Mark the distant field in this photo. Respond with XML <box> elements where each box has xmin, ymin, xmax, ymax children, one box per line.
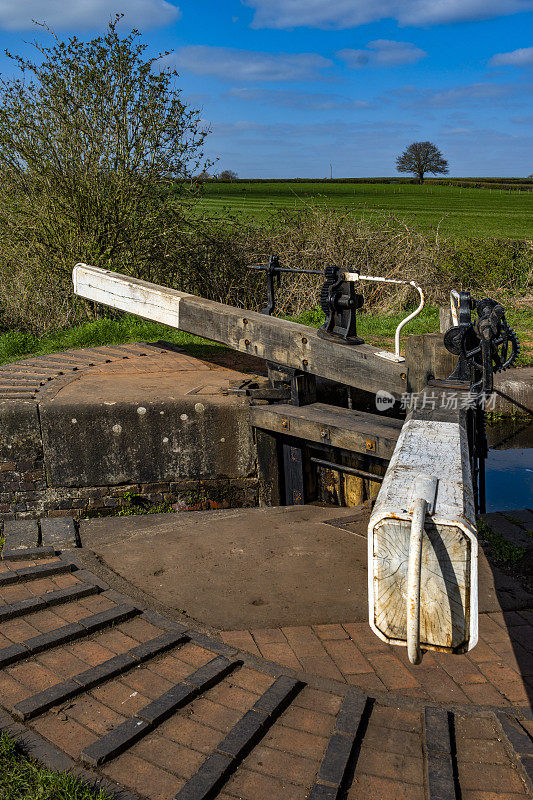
<box><xmin>199</xmin><ymin>182</ymin><xmax>533</xmax><ymax>239</ymax></box>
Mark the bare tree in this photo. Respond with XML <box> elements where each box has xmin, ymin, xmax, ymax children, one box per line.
<box><xmin>396</xmin><ymin>142</ymin><xmax>449</xmax><ymax>184</ymax></box>
<box><xmin>218</xmin><ymin>170</ymin><xmax>238</xmax><ymax>181</ymax></box>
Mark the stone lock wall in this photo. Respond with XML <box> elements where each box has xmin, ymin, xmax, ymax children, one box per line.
<box><xmin>0</xmin><ymin>354</ymin><xmax>259</xmax><ymax>520</ymax></box>
<box><xmin>0</xmin><ymin>397</ymin><xmax>258</xmax><ymax>520</ymax></box>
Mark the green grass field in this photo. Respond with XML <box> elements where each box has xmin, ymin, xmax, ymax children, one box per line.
<box><xmin>199</xmin><ymin>181</ymin><xmax>533</xmax><ymax>239</ymax></box>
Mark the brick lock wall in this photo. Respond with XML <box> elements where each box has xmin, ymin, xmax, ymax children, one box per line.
<box><xmin>0</xmin><ymin>462</ymin><xmax>258</xmax><ymax>520</ymax></box>
<box><xmin>0</xmin><ymin>458</ymin><xmax>47</xmax><ymax>516</ymax></box>
<box><xmin>0</xmin><ymin>446</ymin><xmax>258</xmax><ymax>521</ymax></box>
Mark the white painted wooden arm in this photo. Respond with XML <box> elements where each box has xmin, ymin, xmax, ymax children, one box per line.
<box><xmin>368</xmin><ymin>412</ymin><xmax>478</xmax><ymax>658</ymax></box>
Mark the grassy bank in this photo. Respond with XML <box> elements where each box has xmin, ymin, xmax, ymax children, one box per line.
<box><xmin>0</xmin><ymin>316</ymin><xmax>226</xmax><ymax>366</ymax></box>
<box><xmin>1</xmin><ymin>306</ymin><xmax>531</xmax><ymax>367</ymax></box>
<box><xmin>0</xmin><ymin>732</ymin><xmax>108</xmax><ymax>800</ymax></box>
<box><xmin>198</xmin><ymin>181</ymin><xmax>533</xmax><ymax>239</ymax></box>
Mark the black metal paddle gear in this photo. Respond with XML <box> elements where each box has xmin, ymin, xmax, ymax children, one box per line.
<box><xmin>317</xmin><ymin>265</ymin><xmax>365</xmax><ymax>345</ymax></box>
<box><xmin>444</xmin><ymin>293</ymin><xmax>520</xmax><ymax>394</ymax></box>
<box><xmin>248</xmin><ymin>255</ymin><xmax>323</xmax><ymax>316</ymax></box>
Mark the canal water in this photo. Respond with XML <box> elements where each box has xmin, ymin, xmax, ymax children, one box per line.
<box><xmin>485</xmin><ymin>418</ymin><xmax>533</xmax><ymax>513</ymax></box>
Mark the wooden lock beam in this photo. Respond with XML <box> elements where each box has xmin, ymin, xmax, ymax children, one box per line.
<box><xmin>367</xmin><ymin>399</ymin><xmax>478</xmax><ymax>656</ymax></box>
<box><xmin>73</xmin><ymin>264</ymin><xmax>407</xmax><ymax>397</ymax></box>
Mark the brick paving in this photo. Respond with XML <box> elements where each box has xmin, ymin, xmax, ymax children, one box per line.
<box><xmin>0</xmin><ymin>551</ymin><xmax>531</xmax><ymax>800</ymax></box>
<box><xmin>221</xmin><ymin>610</ymin><xmax>533</xmax><ymax>709</ymax></box>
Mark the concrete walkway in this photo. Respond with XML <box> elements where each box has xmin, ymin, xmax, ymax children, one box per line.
<box><xmin>80</xmin><ymin>506</ymin><xmax>371</xmax><ymax>628</ymax></box>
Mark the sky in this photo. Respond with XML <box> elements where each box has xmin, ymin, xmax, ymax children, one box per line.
<box><xmin>0</xmin><ymin>0</ymin><xmax>531</xmax><ymax>177</ymax></box>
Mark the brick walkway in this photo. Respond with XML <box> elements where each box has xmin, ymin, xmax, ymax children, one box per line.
<box><xmin>221</xmin><ymin>611</ymin><xmax>533</xmax><ymax>710</ymax></box>
<box><xmin>0</xmin><ymin>544</ymin><xmax>532</xmax><ymax>800</ymax></box>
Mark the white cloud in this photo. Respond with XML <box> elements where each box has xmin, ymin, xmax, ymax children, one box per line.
<box><xmin>427</xmin><ymin>82</ymin><xmax>517</xmax><ymax>106</ymax></box>
<box><xmin>441</xmin><ymin>126</ymin><xmax>473</xmax><ymax>134</ymax></box>
<box><xmin>0</xmin><ymin>0</ymin><xmax>180</xmax><ymax>30</ymax></box>
<box><xmin>228</xmin><ymin>87</ymin><xmax>369</xmax><ymax>109</ymax></box>
<box><xmin>392</xmin><ymin>81</ymin><xmax>528</xmax><ymax>108</ymax></box>
<box><xmin>489</xmin><ymin>47</ymin><xmax>533</xmax><ymax>66</ymax></box>
<box><xmin>171</xmin><ymin>46</ymin><xmax>333</xmax><ymax>82</ymax></box>
<box><xmin>338</xmin><ymin>40</ymin><xmax>427</xmax><ymax>68</ymax></box>
<box><xmin>244</xmin><ymin>0</ymin><xmax>533</xmax><ymax>29</ymax></box>
<box><xmin>210</xmin><ymin>118</ymin><xmax>417</xmax><ymax>144</ymax></box>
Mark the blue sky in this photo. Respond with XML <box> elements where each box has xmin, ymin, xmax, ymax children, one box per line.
<box><xmin>0</xmin><ymin>0</ymin><xmax>531</xmax><ymax>177</ymax></box>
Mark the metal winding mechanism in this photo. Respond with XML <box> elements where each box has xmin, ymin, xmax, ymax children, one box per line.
<box><xmin>444</xmin><ymin>291</ymin><xmax>520</xmax><ymax>394</ymax></box>
<box><xmin>247</xmin><ymin>256</ymin><xmax>322</xmax><ymax>316</ymax></box>
<box><xmin>318</xmin><ymin>265</ymin><xmax>365</xmax><ymax>345</ymax></box>
<box><xmin>249</xmin><ymin>256</ymin><xmax>426</xmax><ymax>359</ymax></box>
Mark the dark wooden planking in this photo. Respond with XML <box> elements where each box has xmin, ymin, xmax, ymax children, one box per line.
<box><xmin>255</xmin><ymin>429</ymin><xmax>282</xmax><ymax>507</ymax></box>
<box><xmin>282</xmin><ymin>440</ymin><xmax>305</xmax><ymax>505</ymax></box>
<box><xmin>73</xmin><ymin>265</ymin><xmax>406</xmax><ymax>397</ymax></box>
<box><xmin>405</xmin><ymin>334</ymin><xmax>457</xmax><ymax>393</ymax></box>
<box><xmin>251</xmin><ymin>402</ymin><xmax>402</xmax><ymax>460</ymax></box>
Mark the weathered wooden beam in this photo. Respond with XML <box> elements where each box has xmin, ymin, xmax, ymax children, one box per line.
<box><xmin>404</xmin><ymin>333</ymin><xmax>458</xmax><ymax>393</ymax></box>
<box><xmin>250</xmin><ymin>402</ymin><xmax>402</xmax><ymax>461</ymax></box>
<box><xmin>72</xmin><ymin>264</ymin><xmax>406</xmax><ymax>397</ymax></box>
<box><xmin>255</xmin><ymin>429</ymin><xmax>282</xmax><ymax>507</ymax></box>
<box><xmin>367</xmin><ymin>397</ymin><xmax>478</xmax><ymax>657</ymax></box>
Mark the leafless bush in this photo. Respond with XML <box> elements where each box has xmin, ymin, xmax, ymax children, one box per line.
<box><xmin>168</xmin><ymin>207</ymin><xmax>531</xmax><ymax>318</ymax></box>
<box><xmin>262</xmin><ymin>208</ymin><xmax>440</xmax><ymax>315</ymax></box>
<box><xmin>1</xmin><ymin>206</ymin><xmax>530</xmax><ymax>334</ymax></box>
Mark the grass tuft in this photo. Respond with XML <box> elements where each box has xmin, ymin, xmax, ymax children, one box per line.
<box><xmin>477</xmin><ymin>518</ymin><xmax>526</xmax><ymax>565</ymax></box>
<box><xmin>0</xmin><ymin>732</ymin><xmax>109</xmax><ymax>799</ymax></box>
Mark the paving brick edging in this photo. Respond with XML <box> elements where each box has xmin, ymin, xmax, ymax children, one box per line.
<box><xmin>1</xmin><ymin>668</ymin><xmax>530</xmax><ymax>800</ymax></box>
<box><xmin>0</xmin><ymin>706</ymin><xmax>141</xmax><ymax>800</ymax></box>
<box><xmin>0</xmin><ymin>550</ymin><xmax>144</xmax><ymax>800</ymax></box>
<box><xmin>60</xmin><ymin>547</ymin><xmax>533</xmax><ymax>720</ymax></box>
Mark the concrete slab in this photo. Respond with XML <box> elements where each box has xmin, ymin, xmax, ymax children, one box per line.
<box><xmin>81</xmin><ymin>506</ymin><xmax>369</xmax><ymax>629</ymax></box>
<box><xmin>40</xmin><ymin>517</ymin><xmax>79</xmax><ymax>549</ymax></box>
<box><xmin>40</xmin><ymin>352</ymin><xmax>256</xmax><ymax>406</ymax></box>
<box><xmin>2</xmin><ymin>519</ymin><xmax>39</xmax><ymax>551</ymax></box>
<box><xmin>80</xmin><ymin>506</ymin><xmax>531</xmax><ymax>630</ymax></box>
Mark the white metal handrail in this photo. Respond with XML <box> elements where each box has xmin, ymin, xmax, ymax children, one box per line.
<box><xmin>406</xmin><ymin>474</ymin><xmax>438</xmax><ymax>665</ymax></box>
<box><xmin>342</xmin><ymin>272</ymin><xmax>425</xmax><ymax>362</ymax></box>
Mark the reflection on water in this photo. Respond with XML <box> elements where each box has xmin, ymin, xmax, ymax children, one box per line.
<box><xmin>485</xmin><ymin>419</ymin><xmax>533</xmax><ymax>513</ymax></box>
